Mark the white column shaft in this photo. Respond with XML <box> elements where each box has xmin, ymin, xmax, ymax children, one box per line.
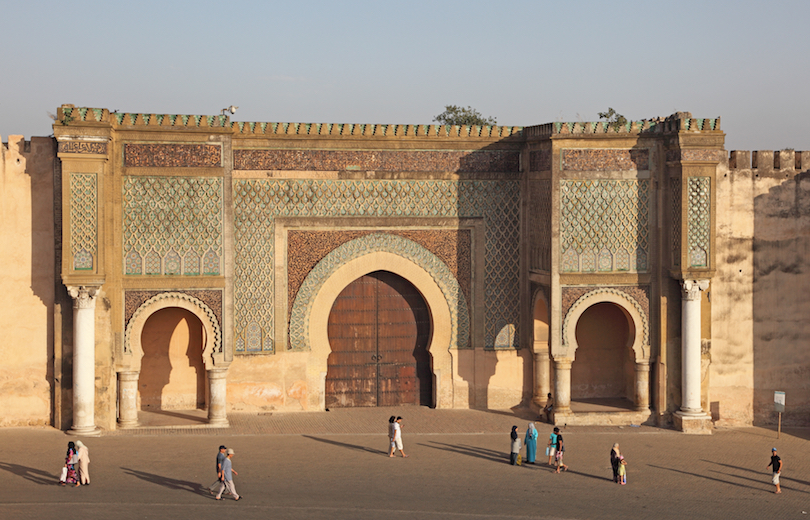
<box><xmin>681</xmin><ymin>280</ymin><xmax>707</xmax><ymax>415</ymax></box>
<box><xmin>207</xmin><ymin>368</ymin><xmax>229</xmax><ymax>426</ymax></box>
<box><xmin>68</xmin><ymin>286</ymin><xmax>100</xmax><ymax>435</ymax></box>
<box><xmin>533</xmin><ymin>348</ymin><xmax>550</xmax><ymax>406</ymax></box>
<box><xmin>553</xmin><ymin>359</ymin><xmax>572</xmax><ymax>413</ymax></box>
<box><xmin>117</xmin><ymin>371</ymin><xmax>139</xmax><ymax>427</ymax></box>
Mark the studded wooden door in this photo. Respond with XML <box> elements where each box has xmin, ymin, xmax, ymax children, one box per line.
<box><xmin>326</xmin><ymin>271</ymin><xmax>432</xmax><ymax>408</ymax></box>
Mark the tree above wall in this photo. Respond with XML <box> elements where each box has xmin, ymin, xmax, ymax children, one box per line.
<box><xmin>433</xmin><ymin>105</ymin><xmax>497</xmax><ymax>126</ymax></box>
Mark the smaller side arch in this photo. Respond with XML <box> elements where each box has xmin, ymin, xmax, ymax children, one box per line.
<box><xmin>124</xmin><ymin>292</ymin><xmax>224</xmax><ymax>372</ymax></box>
<box><xmin>560</xmin><ymin>288</ymin><xmax>649</xmax><ymax>363</ymax></box>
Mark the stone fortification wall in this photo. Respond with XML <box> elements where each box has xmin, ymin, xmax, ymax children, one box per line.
<box><xmin>713</xmin><ymin>149</ymin><xmax>810</xmax><ymax>426</ymax></box>
<box><xmin>0</xmin><ymin>136</ymin><xmax>55</xmax><ymax>426</ymax></box>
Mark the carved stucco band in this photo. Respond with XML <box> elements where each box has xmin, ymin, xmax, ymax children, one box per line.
<box><xmin>289</xmin><ymin>233</ymin><xmax>470</xmax><ymax>352</ymax></box>
<box><xmin>123</xmin><ymin>292</ymin><xmax>224</xmax><ymax>371</ymax></box>
<box><xmin>561</xmin><ymin>287</ymin><xmax>650</xmax><ymax>361</ymax></box>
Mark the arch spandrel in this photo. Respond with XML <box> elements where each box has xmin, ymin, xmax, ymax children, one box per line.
<box><xmin>123</xmin><ymin>292</ymin><xmax>225</xmax><ymax>372</ymax></box>
<box><xmin>559</xmin><ymin>287</ymin><xmax>649</xmax><ymax>363</ymax></box>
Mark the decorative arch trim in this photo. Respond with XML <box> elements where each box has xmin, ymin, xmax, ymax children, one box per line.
<box><xmin>289</xmin><ymin>232</ymin><xmax>469</xmax><ymax>352</ymax></box>
<box><xmin>124</xmin><ymin>291</ymin><xmax>224</xmax><ymax>371</ymax></box>
<box><xmin>561</xmin><ymin>287</ymin><xmax>649</xmax><ymax>362</ymax></box>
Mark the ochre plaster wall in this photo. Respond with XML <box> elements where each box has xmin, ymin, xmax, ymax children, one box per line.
<box><xmin>0</xmin><ymin>136</ymin><xmax>54</xmax><ymax>426</ymax></box>
<box><xmin>713</xmin><ymin>154</ymin><xmax>810</xmax><ymax>426</ymax></box>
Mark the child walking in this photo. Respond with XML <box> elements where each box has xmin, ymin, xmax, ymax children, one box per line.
<box><xmin>618</xmin><ymin>455</ymin><xmax>627</xmax><ymax>485</ymax></box>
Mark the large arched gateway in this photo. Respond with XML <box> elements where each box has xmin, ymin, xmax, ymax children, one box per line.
<box><xmin>326</xmin><ymin>271</ymin><xmax>432</xmax><ymax>407</ymax></box>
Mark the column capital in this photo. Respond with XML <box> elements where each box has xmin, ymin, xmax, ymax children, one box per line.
<box><xmin>553</xmin><ymin>358</ymin><xmax>573</xmax><ymax>370</ymax></box>
<box><xmin>681</xmin><ymin>279</ymin><xmax>709</xmax><ymax>301</ymax></box>
<box><xmin>67</xmin><ymin>285</ymin><xmax>101</xmax><ymax>309</ymax></box>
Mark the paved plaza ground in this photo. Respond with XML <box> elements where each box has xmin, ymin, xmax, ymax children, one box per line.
<box><xmin>1</xmin><ymin>407</ymin><xmax>808</xmax><ymax>519</ymax></box>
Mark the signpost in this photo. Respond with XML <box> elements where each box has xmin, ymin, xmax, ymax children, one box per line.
<box><xmin>774</xmin><ymin>391</ymin><xmax>785</xmax><ymax>439</ymax></box>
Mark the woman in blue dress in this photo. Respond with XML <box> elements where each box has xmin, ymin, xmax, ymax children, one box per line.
<box><xmin>524</xmin><ymin>423</ymin><xmax>538</xmax><ymax>464</ymax></box>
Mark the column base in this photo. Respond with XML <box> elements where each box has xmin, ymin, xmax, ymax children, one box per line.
<box><xmin>207</xmin><ymin>417</ymin><xmax>230</xmax><ymax>428</ymax></box>
<box><xmin>673</xmin><ymin>411</ymin><xmax>713</xmax><ymax>435</ymax></box>
<box><xmin>67</xmin><ymin>426</ymin><xmax>102</xmax><ymax>437</ymax></box>
<box><xmin>117</xmin><ymin>419</ymin><xmax>140</xmax><ymax>429</ymax></box>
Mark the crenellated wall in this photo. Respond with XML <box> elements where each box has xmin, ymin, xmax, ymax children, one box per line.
<box><xmin>712</xmin><ymin>149</ymin><xmax>810</xmax><ymax>426</ymax></box>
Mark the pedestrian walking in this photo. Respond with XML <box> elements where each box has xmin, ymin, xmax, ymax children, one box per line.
<box><xmin>524</xmin><ymin>423</ymin><xmax>538</xmax><ymax>464</ymax></box>
<box><xmin>388</xmin><ymin>416</ymin><xmax>397</xmax><ymax>457</ymax></box>
<box><xmin>75</xmin><ymin>440</ymin><xmax>90</xmax><ymax>486</ymax></box>
<box><xmin>553</xmin><ymin>427</ymin><xmax>568</xmax><ymax>473</ymax></box>
<box><xmin>392</xmin><ymin>417</ymin><xmax>408</xmax><ymax>457</ymax></box>
<box><xmin>59</xmin><ymin>441</ymin><xmax>78</xmax><ymax>486</ymax></box>
<box><xmin>208</xmin><ymin>445</ymin><xmax>228</xmax><ymax>494</ymax></box>
<box><xmin>547</xmin><ymin>428</ymin><xmax>558</xmax><ymax>466</ymax></box>
<box><xmin>510</xmin><ymin>426</ymin><xmax>521</xmax><ymax>465</ymax></box>
<box><xmin>542</xmin><ymin>393</ymin><xmax>554</xmax><ymax>423</ymax></box>
<box><xmin>610</xmin><ymin>443</ymin><xmax>621</xmax><ymax>483</ymax></box>
<box><xmin>767</xmin><ymin>447</ymin><xmax>782</xmax><ymax>494</ymax></box>
<box><xmin>214</xmin><ymin>449</ymin><xmax>240</xmax><ymax>501</ymax></box>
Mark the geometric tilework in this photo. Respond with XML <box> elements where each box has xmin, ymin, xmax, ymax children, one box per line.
<box><xmin>123</xmin><ymin>176</ymin><xmax>223</xmax><ymax>276</ymax></box>
<box><xmin>232</xmin><ymin>178</ymin><xmax>520</xmax><ymax>352</ymax></box>
<box><xmin>561</xmin><ymin>149</ymin><xmax>650</xmax><ymax>171</ymax></box>
<box><xmin>124</xmin><ymin>143</ymin><xmax>222</xmax><ymax>168</ymax></box>
<box><xmin>560</xmin><ymin>180</ymin><xmax>650</xmax><ymax>273</ymax></box>
<box><xmin>671</xmin><ymin>177</ymin><xmax>682</xmax><ymax>266</ymax></box>
<box><xmin>288</xmin><ymin>233</ymin><xmax>470</xmax><ymax>353</ymax></box>
<box><xmin>70</xmin><ymin>173</ymin><xmax>97</xmax><ymax>271</ymax></box>
<box><xmin>687</xmin><ymin>177</ymin><xmax>710</xmax><ymax>268</ymax></box>
<box><xmin>529</xmin><ymin>180</ymin><xmax>552</xmax><ymax>271</ymax></box>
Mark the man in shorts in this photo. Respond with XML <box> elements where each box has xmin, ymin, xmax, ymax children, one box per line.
<box><xmin>767</xmin><ymin>447</ymin><xmax>782</xmax><ymax>494</ymax></box>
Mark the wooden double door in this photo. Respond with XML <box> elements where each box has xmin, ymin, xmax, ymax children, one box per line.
<box><xmin>326</xmin><ymin>271</ymin><xmax>432</xmax><ymax>408</ymax></box>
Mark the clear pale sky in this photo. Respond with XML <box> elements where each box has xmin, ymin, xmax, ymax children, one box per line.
<box><xmin>2</xmin><ymin>0</ymin><xmax>808</xmax><ymax>151</ymax></box>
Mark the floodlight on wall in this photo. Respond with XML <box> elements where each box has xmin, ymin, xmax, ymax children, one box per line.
<box><xmin>221</xmin><ymin>105</ymin><xmax>238</xmax><ymax>116</ymax></box>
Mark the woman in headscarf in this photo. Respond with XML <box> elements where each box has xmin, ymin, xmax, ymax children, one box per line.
<box><xmin>524</xmin><ymin>423</ymin><xmax>538</xmax><ymax>464</ymax></box>
<box><xmin>610</xmin><ymin>443</ymin><xmax>621</xmax><ymax>483</ymax></box>
<box><xmin>510</xmin><ymin>426</ymin><xmax>521</xmax><ymax>465</ymax></box>
<box><xmin>60</xmin><ymin>441</ymin><xmax>78</xmax><ymax>486</ymax></box>
<box><xmin>75</xmin><ymin>440</ymin><xmax>90</xmax><ymax>486</ymax></box>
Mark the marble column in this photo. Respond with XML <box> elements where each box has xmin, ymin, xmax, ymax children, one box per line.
<box><xmin>553</xmin><ymin>359</ymin><xmax>572</xmax><ymax>413</ymax></box>
<box><xmin>634</xmin><ymin>361</ymin><xmax>650</xmax><ymax>411</ymax></box>
<box><xmin>680</xmin><ymin>280</ymin><xmax>709</xmax><ymax>415</ymax></box>
<box><xmin>67</xmin><ymin>286</ymin><xmax>101</xmax><ymax>436</ymax></box>
<box><xmin>117</xmin><ymin>371</ymin><xmax>139</xmax><ymax>428</ymax></box>
<box><xmin>533</xmin><ymin>348</ymin><xmax>550</xmax><ymax>406</ymax></box>
<box><xmin>207</xmin><ymin>368</ymin><xmax>229</xmax><ymax>426</ymax></box>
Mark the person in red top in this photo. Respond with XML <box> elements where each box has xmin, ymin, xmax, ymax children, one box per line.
<box><xmin>767</xmin><ymin>448</ymin><xmax>782</xmax><ymax>494</ymax></box>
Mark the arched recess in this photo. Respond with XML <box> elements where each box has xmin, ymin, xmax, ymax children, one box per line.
<box><xmin>531</xmin><ymin>287</ymin><xmax>551</xmax><ymax>405</ymax></box>
<box><xmin>125</xmin><ymin>292</ymin><xmax>225</xmax><ymax>372</ymax></box>
<box><xmin>290</xmin><ymin>233</ymin><xmax>468</xmax><ymax>409</ymax></box>
<box><xmin>561</xmin><ymin>288</ymin><xmax>648</xmax><ymax>363</ymax></box>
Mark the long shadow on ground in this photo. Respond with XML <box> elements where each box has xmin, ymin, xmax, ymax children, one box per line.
<box><xmin>303</xmin><ymin>435</ymin><xmax>387</xmax><ymax>456</ymax></box>
<box><xmin>648</xmin><ymin>464</ymin><xmax>763</xmax><ymax>492</ymax></box>
<box><xmin>121</xmin><ymin>467</ymin><xmax>209</xmax><ymax>496</ymax></box>
<box><xmin>0</xmin><ymin>462</ymin><xmax>56</xmax><ymax>486</ymax></box>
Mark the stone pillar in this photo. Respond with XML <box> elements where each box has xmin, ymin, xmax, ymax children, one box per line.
<box><xmin>533</xmin><ymin>349</ymin><xmax>550</xmax><ymax>406</ymax></box>
<box><xmin>67</xmin><ymin>286</ymin><xmax>101</xmax><ymax>436</ymax></box>
<box><xmin>553</xmin><ymin>359</ymin><xmax>572</xmax><ymax>413</ymax></box>
<box><xmin>207</xmin><ymin>368</ymin><xmax>229</xmax><ymax>427</ymax></box>
<box><xmin>674</xmin><ymin>280</ymin><xmax>712</xmax><ymax>433</ymax></box>
<box><xmin>117</xmin><ymin>371</ymin><xmax>139</xmax><ymax>428</ymax></box>
<box><xmin>634</xmin><ymin>361</ymin><xmax>650</xmax><ymax>411</ymax></box>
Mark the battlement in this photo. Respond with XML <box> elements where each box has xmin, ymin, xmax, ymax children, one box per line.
<box><xmin>728</xmin><ymin>150</ymin><xmax>810</xmax><ymax>171</ymax></box>
<box><xmin>230</xmin><ymin>121</ymin><xmax>522</xmax><ymax>138</ymax></box>
<box><xmin>57</xmin><ymin>105</ymin><xmax>230</xmax><ymax>128</ymax></box>
<box><xmin>524</xmin><ymin>115</ymin><xmax>720</xmax><ymax>138</ymax></box>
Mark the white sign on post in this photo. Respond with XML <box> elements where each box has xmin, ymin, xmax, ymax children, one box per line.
<box><xmin>774</xmin><ymin>391</ymin><xmax>785</xmax><ymax>413</ymax></box>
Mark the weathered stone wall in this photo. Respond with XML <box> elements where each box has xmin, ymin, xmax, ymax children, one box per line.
<box><xmin>0</xmin><ymin>136</ymin><xmax>55</xmax><ymax>426</ymax></box>
<box><xmin>713</xmin><ymin>150</ymin><xmax>810</xmax><ymax>426</ymax></box>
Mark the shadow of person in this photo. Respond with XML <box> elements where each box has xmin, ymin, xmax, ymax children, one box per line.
<box><xmin>647</xmin><ymin>464</ymin><xmax>762</xmax><ymax>492</ymax></box>
<box><xmin>0</xmin><ymin>462</ymin><xmax>58</xmax><ymax>486</ymax></box>
<box><xmin>418</xmin><ymin>441</ymin><xmax>512</xmax><ymax>464</ymax></box>
<box><xmin>303</xmin><ymin>435</ymin><xmax>387</xmax><ymax>456</ymax></box>
<box><xmin>121</xmin><ymin>467</ymin><xmax>207</xmax><ymax>496</ymax></box>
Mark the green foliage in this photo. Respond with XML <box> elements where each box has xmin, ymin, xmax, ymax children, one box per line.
<box><xmin>598</xmin><ymin>108</ymin><xmax>628</xmax><ymax>130</ymax></box>
<box><xmin>433</xmin><ymin>105</ymin><xmax>497</xmax><ymax>126</ymax></box>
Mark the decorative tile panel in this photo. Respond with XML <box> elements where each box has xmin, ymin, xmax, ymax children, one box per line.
<box><xmin>666</xmin><ymin>149</ymin><xmax>726</xmax><ymax>163</ymax></box>
<box><xmin>529</xmin><ymin>180</ymin><xmax>551</xmax><ymax>271</ymax></box>
<box><xmin>561</xmin><ymin>149</ymin><xmax>649</xmax><ymax>171</ymax></box>
<box><xmin>233</xmin><ymin>178</ymin><xmax>520</xmax><ymax>352</ymax></box>
<box><xmin>687</xmin><ymin>177</ymin><xmax>711</xmax><ymax>268</ymax></box>
<box><xmin>671</xmin><ymin>177</ymin><xmax>682</xmax><ymax>266</ymax></box>
<box><xmin>561</xmin><ymin>286</ymin><xmax>650</xmax><ymax>348</ymax></box>
<box><xmin>59</xmin><ymin>141</ymin><xmax>107</xmax><ymax>154</ymax></box>
<box><xmin>233</xmin><ymin>149</ymin><xmax>520</xmax><ymax>173</ymax></box>
<box><xmin>559</xmin><ymin>180</ymin><xmax>649</xmax><ymax>272</ymax></box>
<box><xmin>124</xmin><ymin>290</ymin><xmax>223</xmax><ymax>335</ymax></box>
<box><xmin>289</xmin><ymin>233</ymin><xmax>470</xmax><ymax>352</ymax></box>
<box><xmin>124</xmin><ymin>143</ymin><xmax>221</xmax><ymax>167</ymax></box>
<box><xmin>123</xmin><ymin>176</ymin><xmax>223</xmax><ymax>276</ymax></box>
<box><xmin>70</xmin><ymin>173</ymin><xmax>97</xmax><ymax>271</ymax></box>
<box><xmin>529</xmin><ymin>150</ymin><xmax>551</xmax><ymax>172</ymax></box>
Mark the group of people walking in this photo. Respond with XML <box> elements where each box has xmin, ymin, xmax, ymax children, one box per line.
<box><xmin>208</xmin><ymin>445</ymin><xmax>240</xmax><ymax>501</ymax></box>
<box><xmin>511</xmin><ymin>423</ymin><xmax>567</xmax><ymax>473</ymax></box>
<box><xmin>59</xmin><ymin>440</ymin><xmax>90</xmax><ymax>486</ymax></box>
